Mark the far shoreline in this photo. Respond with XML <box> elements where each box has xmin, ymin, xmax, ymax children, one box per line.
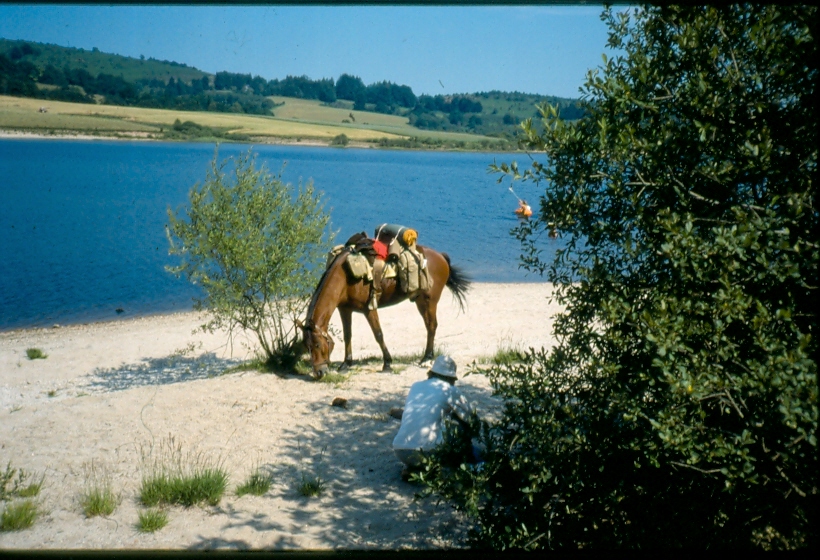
<box><xmin>0</xmin><ymin>127</ymin><xmax>526</xmax><ymax>153</ymax></box>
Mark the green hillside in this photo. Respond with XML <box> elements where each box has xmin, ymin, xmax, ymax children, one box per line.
<box><xmin>1</xmin><ymin>37</ymin><xmax>583</xmax><ymax>147</ymax></box>
<box><xmin>0</xmin><ymin>38</ymin><xmax>209</xmax><ymax>84</ymax></box>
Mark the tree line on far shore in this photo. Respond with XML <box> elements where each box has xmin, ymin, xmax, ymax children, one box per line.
<box><xmin>0</xmin><ymin>38</ymin><xmax>584</xmax><ymax>138</ymax></box>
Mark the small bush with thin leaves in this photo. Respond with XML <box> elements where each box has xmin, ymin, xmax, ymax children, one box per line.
<box><xmin>167</xmin><ymin>149</ymin><xmax>334</xmax><ymax>371</ymax></box>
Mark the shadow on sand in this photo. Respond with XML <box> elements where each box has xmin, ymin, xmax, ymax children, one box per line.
<box><xmin>84</xmin><ymin>352</ymin><xmax>243</xmax><ymax>393</ymax></box>
<box><xmin>187</xmin><ymin>371</ymin><xmax>497</xmax><ymax>551</ymax></box>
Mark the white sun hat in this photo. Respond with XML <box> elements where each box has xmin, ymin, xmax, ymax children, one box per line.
<box><xmin>429</xmin><ymin>355</ymin><xmax>457</xmax><ymax>379</ymax></box>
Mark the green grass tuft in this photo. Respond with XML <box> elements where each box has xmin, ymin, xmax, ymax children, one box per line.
<box><xmin>81</xmin><ymin>487</ymin><xmax>119</xmax><ymax>517</ymax></box>
<box><xmin>137</xmin><ymin>508</ymin><xmax>168</xmax><ymax>533</ymax></box>
<box><xmin>1</xmin><ymin>500</ymin><xmax>38</xmax><ymax>531</ymax></box>
<box><xmin>139</xmin><ymin>437</ymin><xmax>228</xmax><ymax>508</ymax></box>
<box><xmin>25</xmin><ymin>348</ymin><xmax>47</xmax><ymax>360</ymax></box>
<box><xmin>140</xmin><ymin>468</ymin><xmax>227</xmax><ymax>507</ymax></box>
<box><xmin>298</xmin><ymin>474</ymin><xmax>325</xmax><ymax>498</ymax></box>
<box><xmin>235</xmin><ymin>469</ymin><xmax>272</xmax><ymax>497</ymax></box>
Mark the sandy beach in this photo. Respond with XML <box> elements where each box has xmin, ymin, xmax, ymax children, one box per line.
<box><xmin>0</xmin><ymin>282</ymin><xmax>559</xmax><ymax>551</ymax></box>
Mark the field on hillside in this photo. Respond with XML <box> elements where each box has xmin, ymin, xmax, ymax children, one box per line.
<box><xmin>0</xmin><ymin>95</ymin><xmax>406</xmax><ymax>142</ymax></box>
<box><xmin>0</xmin><ymin>95</ymin><xmax>502</xmax><ymax>146</ymax></box>
<box><xmin>269</xmin><ymin>96</ymin><xmax>498</xmax><ymax>144</ymax></box>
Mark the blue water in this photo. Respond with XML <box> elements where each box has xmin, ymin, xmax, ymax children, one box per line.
<box><xmin>0</xmin><ymin>139</ymin><xmax>554</xmax><ymax>331</ymax></box>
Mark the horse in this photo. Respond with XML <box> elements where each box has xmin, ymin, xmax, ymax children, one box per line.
<box><xmin>300</xmin><ymin>242</ymin><xmax>470</xmax><ymax>378</ymax></box>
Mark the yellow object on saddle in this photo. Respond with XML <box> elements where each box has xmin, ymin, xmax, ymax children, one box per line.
<box><xmin>402</xmin><ymin>229</ymin><xmax>418</xmax><ymax>247</ymax></box>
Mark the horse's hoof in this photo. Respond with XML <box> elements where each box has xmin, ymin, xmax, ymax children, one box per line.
<box><xmin>381</xmin><ymin>365</ymin><xmax>393</xmax><ymax>373</ymax></box>
<box><xmin>339</xmin><ymin>361</ymin><xmax>352</xmax><ymax>372</ymax></box>
<box><xmin>419</xmin><ymin>356</ymin><xmax>434</xmax><ymax>368</ymax></box>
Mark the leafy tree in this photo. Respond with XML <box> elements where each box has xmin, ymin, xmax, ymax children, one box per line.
<box><xmin>336</xmin><ymin>73</ymin><xmax>366</xmax><ymax>101</ymax></box>
<box><xmin>167</xmin><ymin>151</ymin><xmax>335</xmax><ymax>368</ymax></box>
<box><xmin>419</xmin><ymin>5</ymin><xmax>817</xmax><ymax>550</ymax></box>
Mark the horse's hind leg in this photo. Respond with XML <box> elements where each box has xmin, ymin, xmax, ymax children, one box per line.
<box><xmin>338</xmin><ymin>307</ymin><xmax>354</xmax><ymax>371</ymax></box>
<box><xmin>415</xmin><ymin>295</ymin><xmax>438</xmax><ymax>365</ymax></box>
<box><xmin>364</xmin><ymin>309</ymin><xmax>392</xmax><ymax>372</ymax></box>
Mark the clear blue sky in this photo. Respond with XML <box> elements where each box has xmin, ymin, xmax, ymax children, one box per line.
<box><xmin>0</xmin><ymin>4</ymin><xmax>616</xmax><ymax>99</ymax></box>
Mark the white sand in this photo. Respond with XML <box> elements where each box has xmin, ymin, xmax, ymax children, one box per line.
<box><xmin>0</xmin><ymin>282</ymin><xmax>560</xmax><ymax>550</ymax></box>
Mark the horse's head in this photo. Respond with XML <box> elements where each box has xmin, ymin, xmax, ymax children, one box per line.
<box><xmin>298</xmin><ymin>319</ymin><xmax>334</xmax><ymax>379</ymax></box>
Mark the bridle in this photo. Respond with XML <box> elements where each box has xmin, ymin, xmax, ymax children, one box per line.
<box><xmin>303</xmin><ymin>321</ymin><xmax>334</xmax><ymax>370</ymax></box>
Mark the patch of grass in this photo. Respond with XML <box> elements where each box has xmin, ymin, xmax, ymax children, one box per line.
<box><xmin>25</xmin><ymin>348</ymin><xmax>47</xmax><ymax>360</ymax></box>
<box><xmin>47</xmin><ymin>389</ymin><xmax>57</xmax><ymax>398</ymax></box>
<box><xmin>81</xmin><ymin>487</ymin><xmax>119</xmax><ymax>517</ymax></box>
<box><xmin>0</xmin><ymin>499</ymin><xmax>38</xmax><ymax>531</ymax></box>
<box><xmin>138</xmin><ymin>436</ymin><xmax>228</xmax><ymax>508</ymax></box>
<box><xmin>480</xmin><ymin>338</ymin><xmax>526</xmax><ymax>366</ymax></box>
<box><xmin>80</xmin><ymin>462</ymin><xmax>119</xmax><ymax>517</ymax></box>
<box><xmin>1</xmin><ymin>462</ymin><xmax>43</xmax><ymax>501</ymax></box>
<box><xmin>297</xmin><ymin>474</ymin><xmax>325</xmax><ymax>498</ymax></box>
<box><xmin>137</xmin><ymin>508</ymin><xmax>168</xmax><ymax>533</ymax></box>
<box><xmin>235</xmin><ymin>468</ymin><xmax>272</xmax><ymax>497</ymax></box>
<box><xmin>316</xmin><ymin>372</ymin><xmax>350</xmax><ymax>385</ymax></box>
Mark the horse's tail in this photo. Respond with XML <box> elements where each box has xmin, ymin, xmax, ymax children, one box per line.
<box><xmin>442</xmin><ymin>252</ymin><xmax>471</xmax><ymax>313</ymax></box>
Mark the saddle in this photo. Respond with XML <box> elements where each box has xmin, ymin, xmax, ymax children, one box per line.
<box><xmin>326</xmin><ymin>231</ymin><xmax>431</xmax><ymax>296</ymax></box>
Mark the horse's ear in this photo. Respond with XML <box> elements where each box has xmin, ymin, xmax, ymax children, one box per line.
<box><xmin>295</xmin><ymin>318</ymin><xmax>305</xmax><ymax>330</ymax></box>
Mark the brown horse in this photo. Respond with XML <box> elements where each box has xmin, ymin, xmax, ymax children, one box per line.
<box><xmin>300</xmin><ymin>244</ymin><xmax>470</xmax><ymax>378</ymax></box>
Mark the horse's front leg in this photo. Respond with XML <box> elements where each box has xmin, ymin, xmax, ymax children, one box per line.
<box><xmin>364</xmin><ymin>308</ymin><xmax>392</xmax><ymax>372</ymax></box>
<box><xmin>415</xmin><ymin>295</ymin><xmax>438</xmax><ymax>366</ymax></box>
<box><xmin>338</xmin><ymin>307</ymin><xmax>354</xmax><ymax>371</ymax></box>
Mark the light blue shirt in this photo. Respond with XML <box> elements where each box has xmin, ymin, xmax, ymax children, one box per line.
<box><xmin>392</xmin><ymin>377</ymin><xmax>473</xmax><ymax>452</ymax></box>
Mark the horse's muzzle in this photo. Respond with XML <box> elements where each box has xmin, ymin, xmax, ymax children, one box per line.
<box><xmin>313</xmin><ymin>363</ymin><xmax>329</xmax><ymax>379</ymax></box>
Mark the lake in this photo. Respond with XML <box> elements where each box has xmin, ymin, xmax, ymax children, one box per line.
<box><xmin>0</xmin><ymin>138</ymin><xmax>554</xmax><ymax>331</ymax></box>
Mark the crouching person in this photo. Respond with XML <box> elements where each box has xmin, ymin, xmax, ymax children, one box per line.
<box><xmin>392</xmin><ymin>355</ymin><xmax>481</xmax><ymax>481</ymax></box>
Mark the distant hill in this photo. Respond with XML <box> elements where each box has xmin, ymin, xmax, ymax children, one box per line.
<box><xmin>0</xmin><ymin>38</ymin><xmax>210</xmax><ymax>84</ymax></box>
<box><xmin>1</xmin><ymin>37</ymin><xmax>586</xmax><ymax>141</ymax></box>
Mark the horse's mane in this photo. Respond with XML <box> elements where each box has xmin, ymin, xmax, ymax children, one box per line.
<box><xmin>305</xmin><ymin>250</ymin><xmax>348</xmax><ymax>327</ymax></box>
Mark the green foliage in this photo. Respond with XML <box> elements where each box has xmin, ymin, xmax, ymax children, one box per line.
<box><xmin>137</xmin><ymin>508</ymin><xmax>168</xmax><ymax>533</ymax></box>
<box><xmin>167</xmin><ymin>150</ymin><xmax>334</xmax><ymax>369</ymax></box>
<box><xmin>421</xmin><ymin>5</ymin><xmax>817</xmax><ymax>550</ymax></box>
<box><xmin>329</xmin><ymin>133</ymin><xmax>349</xmax><ymax>147</ymax></box>
<box><xmin>0</xmin><ymin>500</ymin><xmax>38</xmax><ymax>532</ymax></box>
<box><xmin>25</xmin><ymin>348</ymin><xmax>46</xmax><ymax>360</ymax></box>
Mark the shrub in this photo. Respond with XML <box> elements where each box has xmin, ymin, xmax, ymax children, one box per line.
<box><xmin>167</xmin><ymin>150</ymin><xmax>334</xmax><ymax>370</ymax></box>
<box><xmin>421</xmin><ymin>5</ymin><xmax>817</xmax><ymax>550</ymax></box>
<box><xmin>25</xmin><ymin>348</ymin><xmax>46</xmax><ymax>360</ymax></box>
<box><xmin>329</xmin><ymin>133</ymin><xmax>349</xmax><ymax>146</ymax></box>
